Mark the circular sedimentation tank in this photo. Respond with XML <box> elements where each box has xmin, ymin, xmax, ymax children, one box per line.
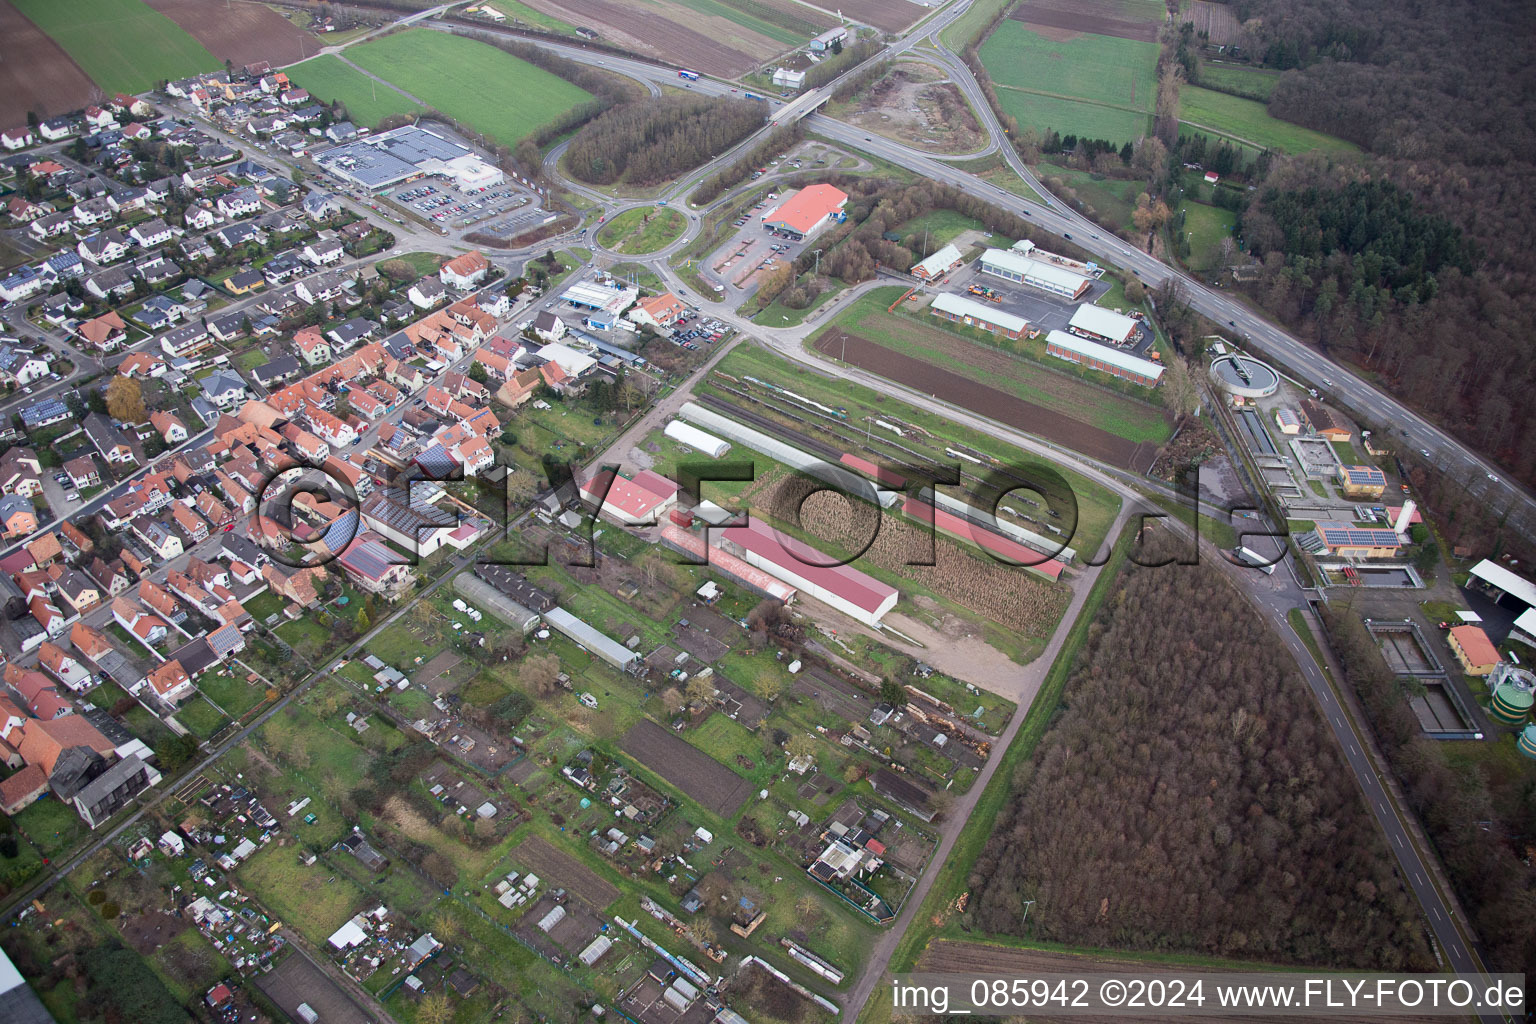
<box><xmin>1210</xmin><ymin>354</ymin><xmax>1281</xmax><ymax>398</ymax></box>
<box><xmin>1518</xmin><ymin>724</ymin><xmax>1536</xmax><ymax>760</ymax></box>
<box><xmin>1490</xmin><ymin>682</ymin><xmax>1534</xmax><ymax>726</ymax></box>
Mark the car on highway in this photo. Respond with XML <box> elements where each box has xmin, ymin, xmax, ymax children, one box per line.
<box><xmin>1322</xmin><ymin>378</ymin><xmax>1335</xmax><ymax>388</ymax></box>
<box><xmin>1229</xmin><ymin>320</ymin><xmax>1237</xmax><ymax>327</ymax></box>
<box><xmin>1420</xmin><ymin>449</ymin><xmax>1432</xmax><ymax>458</ymax></box>
<box><xmin>1063</xmin><ymin>233</ymin><xmax>1072</xmax><ymax>240</ymax></box>
<box><xmin>865</xmin><ymin>137</ymin><xmax>872</xmax><ymax>141</ymax></box>
<box><xmin>1488</xmin><ymin>473</ymin><xmax>1500</xmax><ymax>483</ymax></box>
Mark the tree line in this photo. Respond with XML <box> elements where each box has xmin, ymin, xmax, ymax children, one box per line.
<box><xmin>565</xmin><ymin>95</ymin><xmax>768</xmax><ymax>185</ymax></box>
<box><xmin>690</xmin><ymin>123</ymin><xmax>805</xmax><ymax>205</ymax></box>
<box><xmin>967</xmin><ymin>557</ymin><xmax>1432</xmax><ymax>970</ymax></box>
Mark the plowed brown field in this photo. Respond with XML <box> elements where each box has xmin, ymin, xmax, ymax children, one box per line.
<box><xmin>146</xmin><ymin>0</ymin><xmax>322</xmax><ymax>68</ymax></box>
<box><xmin>515</xmin><ymin>0</ymin><xmax>765</xmax><ymax>75</ymax></box>
<box><xmin>0</xmin><ymin>3</ymin><xmax>96</xmax><ymax>124</ymax></box>
<box><xmin>837</xmin><ymin>0</ymin><xmax>924</xmax><ymax>33</ymax></box>
<box><xmin>1008</xmin><ymin>0</ymin><xmax>1161</xmax><ymax>42</ymax></box>
<box><xmin>814</xmin><ymin>328</ymin><xmax>1160</xmax><ymax>471</ymax></box>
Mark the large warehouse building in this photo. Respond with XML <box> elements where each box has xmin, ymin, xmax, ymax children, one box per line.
<box><xmin>1067</xmin><ymin>304</ymin><xmax>1139</xmax><ymax>346</ymax></box>
<box><xmin>929</xmin><ymin>292</ymin><xmax>1028</xmax><ymax>340</ymax></box>
<box><xmin>761</xmin><ymin>184</ymin><xmax>848</xmax><ymax>241</ymax></box>
<box><xmin>717</xmin><ymin>517</ymin><xmax>898</xmax><ymax>626</ymax></box>
<box><xmin>578</xmin><ymin>468</ymin><xmax>677</xmax><ymax>525</ymax></box>
<box><xmin>315</xmin><ymin>125</ymin><xmax>504</xmax><ymax>191</ymax></box>
<box><xmin>1045</xmin><ymin>330</ymin><xmax>1164</xmax><ymax>387</ymax></box>
<box><xmin>978</xmin><ymin>248</ymin><xmax>1090</xmax><ymax>299</ymax></box>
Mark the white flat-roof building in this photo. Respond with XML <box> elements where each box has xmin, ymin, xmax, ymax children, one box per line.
<box><xmin>1045</xmin><ymin>330</ymin><xmax>1163</xmax><ymax>386</ymax></box>
<box><xmin>1068</xmin><ymin>304</ymin><xmax>1139</xmax><ymax>345</ymax></box>
<box><xmin>561</xmin><ymin>280</ymin><xmax>637</xmax><ymax>317</ymax></box>
<box><xmin>978</xmin><ymin>248</ymin><xmax>1090</xmax><ymax>298</ymax></box>
<box><xmin>536</xmin><ymin>342</ymin><xmax>597</xmax><ymax>378</ymax></box>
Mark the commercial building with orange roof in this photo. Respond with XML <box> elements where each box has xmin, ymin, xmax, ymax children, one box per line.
<box><xmin>761</xmin><ymin>184</ymin><xmax>848</xmax><ymax>240</ymax></box>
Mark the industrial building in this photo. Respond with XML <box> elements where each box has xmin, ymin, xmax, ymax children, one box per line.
<box><xmin>716</xmin><ymin>516</ymin><xmax>898</xmax><ymax>627</ymax></box>
<box><xmin>902</xmin><ymin>495</ymin><xmax>1066</xmax><ymax>580</ymax></box>
<box><xmin>1067</xmin><ymin>304</ymin><xmax>1139</xmax><ymax>346</ymax></box>
<box><xmin>910</xmin><ymin>243</ymin><xmax>964</xmax><ymax>280</ymax></box>
<box><xmin>1311</xmin><ymin>524</ymin><xmax>1403</xmax><ymax>559</ymax></box>
<box><xmin>659</xmin><ymin>523</ymin><xmax>797</xmax><ymax>604</ymax></box>
<box><xmin>1274</xmin><ymin>408</ymin><xmax>1301</xmax><ymax>435</ymax></box>
<box><xmin>1337</xmin><ymin>465</ymin><xmax>1387</xmax><ymax>499</ymax></box>
<box><xmin>1447</xmin><ymin>625</ymin><xmax>1501</xmax><ymax>676</ymax></box>
<box><xmin>978</xmin><ymin>248</ymin><xmax>1090</xmax><ymax>299</ymax></box>
<box><xmin>761</xmin><ymin>184</ymin><xmax>848</xmax><ymax>240</ymax></box>
<box><xmin>543</xmin><ymin>607</ymin><xmax>641</xmax><ymax>674</ymax></box>
<box><xmin>929</xmin><ymin>293</ymin><xmax>1028</xmax><ymax>340</ymax></box>
<box><xmin>1300</xmin><ymin>399</ymin><xmax>1353</xmax><ymax>441</ymax></box>
<box><xmin>561</xmin><ymin>279</ymin><xmax>638</xmax><ymax>318</ymax></box>
<box><xmin>578</xmin><ymin>468</ymin><xmax>677</xmax><ymax>526</ymax></box>
<box><xmin>1045</xmin><ymin>330</ymin><xmax>1164</xmax><ymax>387</ymax></box>
<box><xmin>314</xmin><ymin>125</ymin><xmax>503</xmax><ymax>191</ymax></box>
<box><xmin>663</xmin><ymin>420</ymin><xmax>731</xmax><ymax>458</ymax></box>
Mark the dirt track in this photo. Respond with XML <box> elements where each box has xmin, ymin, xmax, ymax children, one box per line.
<box><xmin>814</xmin><ymin>328</ymin><xmax>1159</xmax><ymax>471</ymax></box>
<box><xmin>147</xmin><ymin>0</ymin><xmax>322</xmax><ymax>68</ymax></box>
<box><xmin>0</xmin><ymin>3</ymin><xmax>97</xmax><ymax>124</ymax></box>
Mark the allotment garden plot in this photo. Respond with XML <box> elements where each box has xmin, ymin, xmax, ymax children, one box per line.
<box><xmin>622</xmin><ymin>719</ymin><xmax>755</xmax><ymax>816</ymax></box>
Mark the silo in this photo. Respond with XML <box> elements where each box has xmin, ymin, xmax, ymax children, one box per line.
<box><xmin>1518</xmin><ymin>724</ymin><xmax>1536</xmax><ymax>761</ymax></box>
<box><xmin>1489</xmin><ymin>681</ymin><xmax>1534</xmax><ymax>727</ymax></box>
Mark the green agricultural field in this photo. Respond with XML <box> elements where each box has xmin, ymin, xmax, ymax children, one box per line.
<box><xmin>994</xmin><ymin>89</ymin><xmax>1152</xmax><ymax>147</ymax></box>
<box><xmin>1197</xmin><ymin>63</ymin><xmax>1281</xmax><ymax>101</ymax></box>
<box><xmin>346</xmin><ymin>29</ymin><xmax>593</xmax><ymax>146</ymax></box>
<box><xmin>1179</xmin><ymin>85</ymin><xmax>1359</xmax><ymax>155</ymax></box>
<box><xmin>596</xmin><ymin>207</ymin><xmax>686</xmax><ymax>254</ymax></box>
<box><xmin>287</xmin><ymin>55</ymin><xmax>426</xmax><ymax>128</ymax></box>
<box><xmin>12</xmin><ymin>0</ymin><xmax>218</xmax><ymax>95</ymax></box>
<box><xmin>1178</xmin><ymin>200</ymin><xmax>1237</xmax><ymax>271</ymax></box>
<box><xmin>981</xmin><ymin>21</ymin><xmax>1158</xmax><ymax>112</ymax></box>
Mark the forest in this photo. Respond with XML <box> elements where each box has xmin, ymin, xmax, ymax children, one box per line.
<box><xmin>1199</xmin><ymin>0</ymin><xmax>1536</xmax><ymax>490</ymax></box>
<box><xmin>967</xmin><ymin>557</ymin><xmax>1432</xmax><ymax>970</ymax></box>
<box><xmin>564</xmin><ymin>95</ymin><xmax>768</xmax><ymax>185</ymax></box>
<box><xmin>1320</xmin><ymin>608</ymin><xmax>1536</xmax><ymax>974</ymax></box>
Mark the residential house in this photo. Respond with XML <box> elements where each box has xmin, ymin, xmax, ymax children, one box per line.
<box><xmin>302</xmin><ymin>237</ymin><xmax>344</xmax><ymax>265</ymax></box>
<box><xmin>83</xmin><ymin>413</ymin><xmax>135</xmax><ymax>465</ymax></box>
<box><xmin>0</xmin><ymin>448</ymin><xmax>42</xmax><ymax>498</ymax></box>
<box><xmin>83</xmin><ymin>266</ymin><xmax>135</xmax><ymax>303</ymax></box>
<box><xmin>130</xmin><ymin>518</ymin><xmax>183</xmax><ymax>561</ymax></box>
<box><xmin>78</xmin><ymin>228</ymin><xmax>132</xmax><ymax>264</ymax></box>
<box><xmin>1</xmin><ymin>128</ymin><xmax>33</xmax><ymax>150</ymax></box>
<box><xmin>149</xmin><ymin>410</ymin><xmax>188</xmax><ymax>445</ymax></box>
<box><xmin>64</xmin><ymin>455</ymin><xmax>101</xmax><ymax>490</ymax></box>
<box><xmin>408</xmin><ymin>277</ymin><xmax>446</xmax><ymax>309</ymax></box>
<box><xmin>217</xmin><ymin>187</ymin><xmax>262</xmax><ymax>219</ymax></box>
<box><xmin>112</xmin><ymin>597</ymin><xmax>167</xmax><ymax>647</ymax></box>
<box><xmin>201</xmin><ymin>371</ymin><xmax>248</xmax><ymax>409</ymax></box>
<box><xmin>302</xmin><ymin>190</ymin><xmax>343</xmax><ymax>220</ymax></box>
<box><xmin>86</xmin><ymin>558</ymin><xmax>128</xmax><ymax>597</ymax></box>
<box><xmin>336</xmin><ymin>531</ymin><xmax>413</xmax><ymax>597</ymax></box>
<box><xmin>0</xmin><ymin>494</ymin><xmax>37</xmax><ymax>538</ymax></box>
<box><xmin>533</xmin><ymin>310</ymin><xmax>566</xmax><ymax>343</ymax></box>
<box><xmin>439</xmin><ymin>251</ymin><xmax>490</xmax><ymax>290</ymax></box>
<box><xmin>293</xmin><ymin>327</ymin><xmax>331</xmax><ymax>365</ymax></box>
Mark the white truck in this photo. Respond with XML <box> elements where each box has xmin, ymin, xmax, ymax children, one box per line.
<box><xmin>1237</xmin><ymin>546</ymin><xmax>1276</xmax><ymax>574</ymax></box>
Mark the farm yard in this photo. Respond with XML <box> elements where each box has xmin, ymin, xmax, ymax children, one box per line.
<box><xmin>287</xmin><ymin>55</ymin><xmax>427</xmax><ymax>127</ymax></box>
<box><xmin>1179</xmin><ymin>85</ymin><xmax>1360</xmax><ymax>155</ymax></box>
<box><xmin>11</xmin><ymin>0</ymin><xmax>219</xmax><ymax>95</ymax></box>
<box><xmin>145</xmin><ymin>0</ymin><xmax>322</xmax><ymax>68</ymax></box>
<box><xmin>978</xmin><ymin>1</ymin><xmax>1161</xmax><ymax>144</ymax></box>
<box><xmin>345</xmin><ymin>29</ymin><xmax>593</xmax><ymax>145</ymax></box>
<box><xmin>0</xmin><ymin>2</ymin><xmax>96</xmax><ymax>125</ymax></box>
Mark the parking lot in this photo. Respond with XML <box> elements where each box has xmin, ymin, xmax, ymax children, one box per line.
<box><xmin>391</xmin><ymin>177</ymin><xmax>537</xmax><ymax>231</ymax></box>
<box><xmin>701</xmin><ymin>189</ymin><xmax>806</xmax><ymax>301</ymax></box>
<box><xmin>936</xmin><ymin>261</ymin><xmax>1154</xmax><ymax>355</ymax></box>
<box><xmin>666</xmin><ymin>310</ymin><xmax>729</xmax><ymax>351</ymax></box>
